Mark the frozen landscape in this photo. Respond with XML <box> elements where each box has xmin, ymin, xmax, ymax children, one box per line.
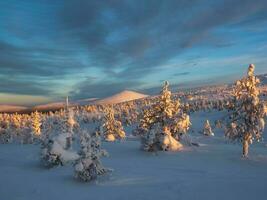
<box><xmin>0</xmin><ymin>110</ymin><xmax>267</xmax><ymax>200</ymax></box>
<box><xmin>1</xmin><ymin>1</ymin><xmax>267</xmax><ymax>200</ymax></box>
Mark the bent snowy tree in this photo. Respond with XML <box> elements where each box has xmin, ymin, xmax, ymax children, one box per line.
<box><xmin>136</xmin><ymin>81</ymin><xmax>191</xmax><ymax>151</ymax></box>
<box><xmin>225</xmin><ymin>64</ymin><xmax>267</xmax><ymax>157</ymax></box>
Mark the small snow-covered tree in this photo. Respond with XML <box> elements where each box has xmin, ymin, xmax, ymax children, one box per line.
<box><xmin>214</xmin><ymin>120</ymin><xmax>222</xmax><ymax>129</ymax></box>
<box><xmin>203</xmin><ymin>120</ymin><xmax>214</xmax><ymax>136</ymax></box>
<box><xmin>102</xmin><ymin>106</ymin><xmax>125</xmax><ymax>141</ymax></box>
<box><xmin>225</xmin><ymin>64</ymin><xmax>267</xmax><ymax>157</ymax></box>
<box><xmin>74</xmin><ymin>131</ymin><xmax>111</xmax><ymax>182</ymax></box>
<box><xmin>137</xmin><ymin>81</ymin><xmax>191</xmax><ymax>151</ymax></box>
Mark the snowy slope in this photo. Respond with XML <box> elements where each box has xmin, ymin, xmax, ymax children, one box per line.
<box><xmin>0</xmin><ymin>110</ymin><xmax>267</xmax><ymax>200</ymax></box>
<box><xmin>95</xmin><ymin>90</ymin><xmax>148</xmax><ymax>105</ymax></box>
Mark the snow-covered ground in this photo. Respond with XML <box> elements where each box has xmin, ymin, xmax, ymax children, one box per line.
<box><xmin>1</xmin><ymin>111</ymin><xmax>267</xmax><ymax>200</ymax></box>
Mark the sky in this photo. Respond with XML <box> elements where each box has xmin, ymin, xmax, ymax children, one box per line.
<box><xmin>0</xmin><ymin>0</ymin><xmax>267</xmax><ymax>106</ymax></box>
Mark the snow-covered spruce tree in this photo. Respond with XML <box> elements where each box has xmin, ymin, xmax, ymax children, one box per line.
<box><xmin>30</xmin><ymin>111</ymin><xmax>42</xmax><ymax>143</ymax></box>
<box><xmin>225</xmin><ymin>64</ymin><xmax>267</xmax><ymax>157</ymax></box>
<box><xmin>137</xmin><ymin>81</ymin><xmax>191</xmax><ymax>151</ymax></box>
<box><xmin>74</xmin><ymin>131</ymin><xmax>111</xmax><ymax>182</ymax></box>
<box><xmin>101</xmin><ymin>106</ymin><xmax>125</xmax><ymax>142</ymax></box>
<box><xmin>60</xmin><ymin>108</ymin><xmax>77</xmax><ymax>149</ymax></box>
<box><xmin>40</xmin><ymin>109</ymin><xmax>78</xmax><ymax>168</ymax></box>
<box><xmin>40</xmin><ymin>132</ymin><xmax>79</xmax><ymax>168</ymax></box>
<box><xmin>203</xmin><ymin>120</ymin><xmax>214</xmax><ymax>136</ymax></box>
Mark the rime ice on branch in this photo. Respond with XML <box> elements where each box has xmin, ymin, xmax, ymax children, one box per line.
<box><xmin>136</xmin><ymin>81</ymin><xmax>191</xmax><ymax>151</ymax></box>
<box><xmin>225</xmin><ymin>64</ymin><xmax>267</xmax><ymax>157</ymax></box>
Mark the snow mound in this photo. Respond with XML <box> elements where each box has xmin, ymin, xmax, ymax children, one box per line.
<box><xmin>95</xmin><ymin>90</ymin><xmax>148</xmax><ymax>105</ymax></box>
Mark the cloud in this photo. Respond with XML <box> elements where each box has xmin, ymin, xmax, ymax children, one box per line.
<box><xmin>173</xmin><ymin>72</ymin><xmax>190</xmax><ymax>77</ymax></box>
<box><xmin>0</xmin><ymin>76</ymin><xmax>53</xmax><ymax>96</ymax></box>
<box><xmin>57</xmin><ymin>0</ymin><xmax>267</xmax><ymax>80</ymax></box>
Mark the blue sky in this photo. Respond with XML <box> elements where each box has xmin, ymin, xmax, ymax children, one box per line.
<box><xmin>0</xmin><ymin>0</ymin><xmax>267</xmax><ymax>105</ymax></box>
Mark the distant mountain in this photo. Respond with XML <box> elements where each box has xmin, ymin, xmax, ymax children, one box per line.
<box><xmin>31</xmin><ymin>102</ymin><xmax>70</xmax><ymax>112</ymax></box>
<box><xmin>0</xmin><ymin>105</ymin><xmax>28</xmax><ymax>113</ymax></box>
<box><xmin>94</xmin><ymin>90</ymin><xmax>148</xmax><ymax>105</ymax></box>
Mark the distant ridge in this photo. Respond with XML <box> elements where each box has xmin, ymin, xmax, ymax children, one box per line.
<box><xmin>0</xmin><ymin>105</ymin><xmax>28</xmax><ymax>113</ymax></box>
<box><xmin>31</xmin><ymin>98</ymin><xmax>98</xmax><ymax>112</ymax></box>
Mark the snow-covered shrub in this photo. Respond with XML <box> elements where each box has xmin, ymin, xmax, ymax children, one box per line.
<box><xmin>74</xmin><ymin>131</ymin><xmax>111</xmax><ymax>182</ymax></box>
<box><xmin>136</xmin><ymin>81</ymin><xmax>191</xmax><ymax>151</ymax></box>
<box><xmin>101</xmin><ymin>106</ymin><xmax>125</xmax><ymax>142</ymax></box>
<box><xmin>203</xmin><ymin>120</ymin><xmax>214</xmax><ymax>136</ymax></box>
<box><xmin>225</xmin><ymin>64</ymin><xmax>267</xmax><ymax>157</ymax></box>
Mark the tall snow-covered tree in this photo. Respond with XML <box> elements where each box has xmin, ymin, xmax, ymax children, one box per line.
<box><xmin>59</xmin><ymin>108</ymin><xmax>77</xmax><ymax>149</ymax></box>
<box><xmin>74</xmin><ymin>131</ymin><xmax>111</xmax><ymax>182</ymax></box>
<box><xmin>136</xmin><ymin>81</ymin><xmax>191</xmax><ymax>151</ymax></box>
<box><xmin>101</xmin><ymin>106</ymin><xmax>126</xmax><ymax>141</ymax></box>
<box><xmin>30</xmin><ymin>111</ymin><xmax>42</xmax><ymax>142</ymax></box>
<box><xmin>225</xmin><ymin>64</ymin><xmax>267</xmax><ymax>157</ymax></box>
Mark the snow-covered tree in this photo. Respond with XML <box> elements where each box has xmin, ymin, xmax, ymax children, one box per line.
<box><xmin>74</xmin><ymin>131</ymin><xmax>111</xmax><ymax>182</ymax></box>
<box><xmin>40</xmin><ymin>109</ymin><xmax>78</xmax><ymax>167</ymax></box>
<box><xmin>137</xmin><ymin>81</ymin><xmax>191</xmax><ymax>151</ymax></box>
<box><xmin>225</xmin><ymin>64</ymin><xmax>267</xmax><ymax>157</ymax></box>
<box><xmin>214</xmin><ymin>120</ymin><xmax>222</xmax><ymax>129</ymax></box>
<box><xmin>203</xmin><ymin>120</ymin><xmax>214</xmax><ymax>136</ymax></box>
<box><xmin>59</xmin><ymin>108</ymin><xmax>77</xmax><ymax>149</ymax></box>
<box><xmin>0</xmin><ymin>114</ymin><xmax>12</xmax><ymax>143</ymax></box>
<box><xmin>30</xmin><ymin>111</ymin><xmax>42</xmax><ymax>143</ymax></box>
<box><xmin>40</xmin><ymin>132</ymin><xmax>79</xmax><ymax>168</ymax></box>
<box><xmin>101</xmin><ymin>106</ymin><xmax>125</xmax><ymax>141</ymax></box>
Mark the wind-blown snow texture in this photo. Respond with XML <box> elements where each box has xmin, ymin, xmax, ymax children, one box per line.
<box><xmin>0</xmin><ymin>111</ymin><xmax>267</xmax><ymax>200</ymax></box>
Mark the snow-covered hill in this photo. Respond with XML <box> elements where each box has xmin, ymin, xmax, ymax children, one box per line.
<box><xmin>94</xmin><ymin>90</ymin><xmax>148</xmax><ymax>105</ymax></box>
<box><xmin>0</xmin><ymin>105</ymin><xmax>28</xmax><ymax>113</ymax></box>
